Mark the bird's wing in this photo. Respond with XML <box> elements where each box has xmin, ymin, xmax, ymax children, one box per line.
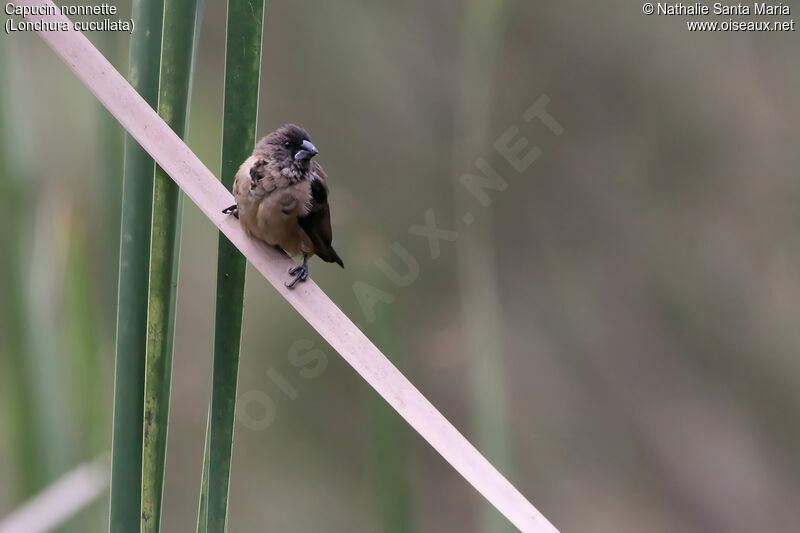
<box><xmin>298</xmin><ymin>163</ymin><xmax>344</xmax><ymax>267</ymax></box>
<box><xmin>232</xmin><ymin>157</ymin><xmax>255</xmax><ymax>199</ymax></box>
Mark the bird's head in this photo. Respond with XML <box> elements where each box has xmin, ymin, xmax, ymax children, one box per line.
<box><xmin>258</xmin><ymin>124</ymin><xmax>319</xmax><ymax>175</ymax></box>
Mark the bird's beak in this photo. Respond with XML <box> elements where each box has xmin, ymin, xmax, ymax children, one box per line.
<box><xmin>294</xmin><ymin>140</ymin><xmax>319</xmax><ymax>161</ymax></box>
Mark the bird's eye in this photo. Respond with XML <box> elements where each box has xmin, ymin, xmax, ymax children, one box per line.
<box><xmin>283</xmin><ymin>141</ymin><xmax>292</xmax><ymax>148</ymax></box>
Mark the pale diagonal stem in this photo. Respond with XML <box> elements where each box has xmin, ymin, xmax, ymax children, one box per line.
<box><xmin>19</xmin><ymin>3</ymin><xmax>558</xmax><ymax>530</ymax></box>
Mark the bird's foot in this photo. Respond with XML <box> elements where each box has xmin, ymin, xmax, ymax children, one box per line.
<box><xmin>222</xmin><ymin>204</ymin><xmax>239</xmax><ymax>219</ymax></box>
<box><xmin>285</xmin><ymin>263</ymin><xmax>309</xmax><ymax>289</ymax></box>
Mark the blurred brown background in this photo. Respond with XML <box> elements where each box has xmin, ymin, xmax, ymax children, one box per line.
<box><xmin>2</xmin><ymin>1</ymin><xmax>800</xmax><ymax>531</ymax></box>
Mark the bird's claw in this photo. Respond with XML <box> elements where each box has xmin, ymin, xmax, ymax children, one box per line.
<box><xmin>222</xmin><ymin>204</ymin><xmax>239</xmax><ymax>219</ymax></box>
<box><xmin>285</xmin><ymin>264</ymin><xmax>309</xmax><ymax>289</ymax></box>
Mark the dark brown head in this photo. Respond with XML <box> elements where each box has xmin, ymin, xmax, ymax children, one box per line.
<box><xmin>254</xmin><ymin>124</ymin><xmax>319</xmax><ymax>177</ymax></box>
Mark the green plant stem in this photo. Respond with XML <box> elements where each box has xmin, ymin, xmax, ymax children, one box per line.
<box><xmin>64</xmin><ymin>218</ymin><xmax>103</xmax><ymax>456</ymax></box>
<box><xmin>109</xmin><ymin>0</ymin><xmax>164</xmax><ymax>530</ymax></box>
<box><xmin>0</xmin><ymin>40</ymin><xmax>43</xmax><ymax>499</ymax></box>
<box><xmin>454</xmin><ymin>1</ymin><xmax>515</xmax><ymax>532</ymax></box>
<box><xmin>198</xmin><ymin>1</ymin><xmax>264</xmax><ymax>531</ymax></box>
<box><xmin>196</xmin><ymin>405</ymin><xmax>212</xmax><ymax>533</ymax></box>
<box><xmin>1</xmin><ymin>38</ymin><xmax>78</xmax><ymax>514</ymax></box>
<box><xmin>0</xmin><ymin>192</ymin><xmax>42</xmax><ymax>498</ymax></box>
<box><xmin>97</xmin><ymin>30</ymin><xmax>126</xmax><ymax>302</ymax></box>
<box><xmin>367</xmin><ymin>305</ymin><xmax>413</xmax><ymax>533</ymax></box>
<box><xmin>140</xmin><ymin>0</ymin><xmax>203</xmax><ymax>530</ymax></box>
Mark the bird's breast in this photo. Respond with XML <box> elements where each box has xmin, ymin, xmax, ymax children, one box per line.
<box><xmin>235</xmin><ymin>178</ymin><xmax>312</xmax><ymax>254</ymax></box>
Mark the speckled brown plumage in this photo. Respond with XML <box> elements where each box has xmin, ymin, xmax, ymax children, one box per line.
<box><xmin>225</xmin><ymin>124</ymin><xmax>342</xmax><ymax>287</ymax></box>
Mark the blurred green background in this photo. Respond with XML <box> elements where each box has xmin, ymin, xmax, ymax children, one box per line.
<box><xmin>3</xmin><ymin>1</ymin><xmax>800</xmax><ymax>531</ymax></box>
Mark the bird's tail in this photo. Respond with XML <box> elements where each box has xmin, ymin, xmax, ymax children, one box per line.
<box><xmin>319</xmin><ymin>247</ymin><xmax>344</xmax><ymax>268</ymax></box>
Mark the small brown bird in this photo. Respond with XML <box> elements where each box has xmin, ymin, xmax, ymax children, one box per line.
<box><xmin>223</xmin><ymin>124</ymin><xmax>343</xmax><ymax>288</ymax></box>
